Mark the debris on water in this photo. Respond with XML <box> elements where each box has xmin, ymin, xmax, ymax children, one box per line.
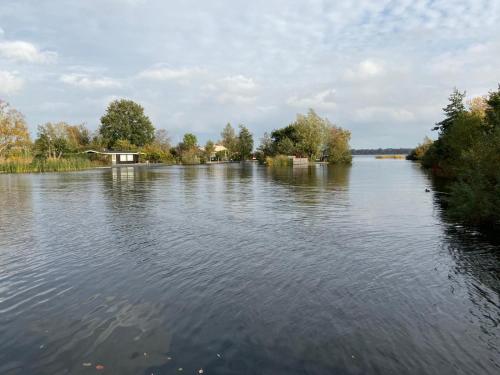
<box><xmin>351</xmin><ymin>355</ymin><xmax>356</xmax><ymax>359</ymax></box>
<box><xmin>198</xmin><ymin>369</ymin><xmax>204</xmax><ymax>374</ymax></box>
<box><xmin>166</xmin><ymin>356</ymin><xmax>172</xmax><ymax>361</ymax></box>
<box><xmin>96</xmin><ymin>364</ymin><xmax>105</xmax><ymax>370</ymax></box>
<box><xmin>216</xmin><ymin>353</ymin><xmax>222</xmax><ymax>358</ymax></box>
<box><xmin>144</xmin><ymin>352</ymin><xmax>148</xmax><ymax>357</ymax></box>
<box><xmin>177</xmin><ymin>368</ymin><xmax>183</xmax><ymax>372</ymax></box>
<box><xmin>82</xmin><ymin>362</ymin><xmax>92</xmax><ymax>367</ymax></box>
<box><xmin>39</xmin><ymin>345</ymin><xmax>44</xmax><ymax>349</ymax></box>
<box><xmin>425</xmin><ymin>188</ymin><xmax>431</xmax><ymax>192</ymax></box>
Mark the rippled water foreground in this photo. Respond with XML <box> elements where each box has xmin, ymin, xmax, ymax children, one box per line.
<box><xmin>0</xmin><ymin>157</ymin><xmax>499</xmax><ymax>375</ymax></box>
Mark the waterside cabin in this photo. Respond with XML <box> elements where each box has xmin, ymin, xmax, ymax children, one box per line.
<box><xmin>84</xmin><ymin>150</ymin><xmax>142</xmax><ymax>165</ymax></box>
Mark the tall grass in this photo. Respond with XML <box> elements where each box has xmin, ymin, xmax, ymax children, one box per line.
<box><xmin>375</xmin><ymin>155</ymin><xmax>406</xmax><ymax>159</ymax></box>
<box><xmin>265</xmin><ymin>155</ymin><xmax>292</xmax><ymax>167</ymax></box>
<box><xmin>0</xmin><ymin>156</ymin><xmax>103</xmax><ymax>173</ymax></box>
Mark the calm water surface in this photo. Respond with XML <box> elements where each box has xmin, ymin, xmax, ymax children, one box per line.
<box><xmin>0</xmin><ymin>157</ymin><xmax>499</xmax><ymax>375</ymax></box>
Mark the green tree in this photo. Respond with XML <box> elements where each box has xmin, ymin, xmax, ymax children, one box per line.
<box><xmin>406</xmin><ymin>137</ymin><xmax>433</xmax><ymax>161</ymax></box>
<box><xmin>238</xmin><ymin>125</ymin><xmax>253</xmax><ymax>160</ymax></box>
<box><xmin>35</xmin><ymin>122</ymin><xmax>70</xmax><ymax>159</ymax></box>
<box><xmin>325</xmin><ymin>126</ymin><xmax>352</xmax><ymax>164</ymax></box>
<box><xmin>204</xmin><ymin>140</ymin><xmax>215</xmax><ymax>162</ymax></box>
<box><xmin>0</xmin><ymin>102</ymin><xmax>31</xmax><ymax>156</ymax></box>
<box><xmin>270</xmin><ymin>124</ymin><xmax>300</xmax><ymax>153</ymax></box>
<box><xmin>417</xmin><ymin>86</ymin><xmax>500</xmax><ymax>226</ymax></box>
<box><xmin>114</xmin><ymin>139</ymin><xmax>137</xmax><ymax>151</ymax></box>
<box><xmin>433</xmin><ymin>88</ymin><xmax>466</xmax><ymax>134</ymax></box>
<box><xmin>65</xmin><ymin>124</ymin><xmax>91</xmax><ymax>152</ymax></box>
<box><xmin>257</xmin><ymin>132</ymin><xmax>274</xmax><ymax>156</ymax></box>
<box><xmin>221</xmin><ymin>123</ymin><xmax>238</xmax><ymax>159</ymax></box>
<box><xmin>276</xmin><ymin>137</ymin><xmax>296</xmax><ymax>156</ymax></box>
<box><xmin>99</xmin><ymin>99</ymin><xmax>154</xmax><ymax>148</ymax></box>
<box><xmin>182</xmin><ymin>133</ymin><xmax>197</xmax><ymax>149</ymax></box>
<box><xmin>485</xmin><ymin>84</ymin><xmax>500</xmax><ymax>131</ymax></box>
<box><xmin>140</xmin><ymin>128</ymin><xmax>173</xmax><ymax>163</ymax></box>
<box><xmin>293</xmin><ymin>109</ymin><xmax>329</xmax><ymax>160</ymax></box>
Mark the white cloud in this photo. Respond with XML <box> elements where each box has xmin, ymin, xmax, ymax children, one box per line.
<box><xmin>203</xmin><ymin>75</ymin><xmax>259</xmax><ymax>104</ymax></box>
<box><xmin>355</xmin><ymin>106</ymin><xmax>415</xmax><ymax>122</ymax></box>
<box><xmin>345</xmin><ymin>60</ymin><xmax>384</xmax><ymax>80</ymax></box>
<box><xmin>0</xmin><ymin>27</ymin><xmax>4</xmax><ymax>36</ymax></box>
<box><xmin>220</xmin><ymin>75</ymin><xmax>257</xmax><ymax>92</ymax></box>
<box><xmin>60</xmin><ymin>73</ymin><xmax>122</xmax><ymax>89</ymax></box>
<box><xmin>1</xmin><ymin>0</ymin><xmax>499</xmax><ymax>147</ymax></box>
<box><xmin>137</xmin><ymin>66</ymin><xmax>205</xmax><ymax>81</ymax></box>
<box><xmin>0</xmin><ymin>70</ymin><xmax>24</xmax><ymax>94</ymax></box>
<box><xmin>0</xmin><ymin>41</ymin><xmax>57</xmax><ymax>63</ymax></box>
<box><xmin>287</xmin><ymin>89</ymin><xmax>337</xmax><ymax>110</ymax></box>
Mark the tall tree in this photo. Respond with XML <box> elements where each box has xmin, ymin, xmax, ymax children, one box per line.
<box><xmin>325</xmin><ymin>126</ymin><xmax>352</xmax><ymax>164</ymax></box>
<box><xmin>485</xmin><ymin>84</ymin><xmax>500</xmax><ymax>131</ymax></box>
<box><xmin>99</xmin><ymin>99</ymin><xmax>154</xmax><ymax>148</ymax></box>
<box><xmin>433</xmin><ymin>88</ymin><xmax>466</xmax><ymax>134</ymax></box>
<box><xmin>65</xmin><ymin>124</ymin><xmax>91</xmax><ymax>152</ymax></box>
<box><xmin>0</xmin><ymin>102</ymin><xmax>31</xmax><ymax>156</ymax></box>
<box><xmin>257</xmin><ymin>132</ymin><xmax>274</xmax><ymax>156</ymax></box>
<box><xmin>221</xmin><ymin>123</ymin><xmax>238</xmax><ymax>158</ymax></box>
<box><xmin>35</xmin><ymin>122</ymin><xmax>70</xmax><ymax>159</ymax></box>
<box><xmin>182</xmin><ymin>133</ymin><xmax>197</xmax><ymax>150</ymax></box>
<box><xmin>238</xmin><ymin>125</ymin><xmax>253</xmax><ymax>160</ymax></box>
<box><xmin>204</xmin><ymin>140</ymin><xmax>215</xmax><ymax>162</ymax></box>
<box><xmin>293</xmin><ymin>109</ymin><xmax>328</xmax><ymax>160</ymax></box>
<box><xmin>154</xmin><ymin>129</ymin><xmax>171</xmax><ymax>150</ymax></box>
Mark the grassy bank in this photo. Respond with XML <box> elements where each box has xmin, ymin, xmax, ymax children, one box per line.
<box><xmin>0</xmin><ymin>157</ymin><xmax>104</xmax><ymax>173</ymax></box>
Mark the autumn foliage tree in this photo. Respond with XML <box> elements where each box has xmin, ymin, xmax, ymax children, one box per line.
<box><xmin>0</xmin><ymin>101</ymin><xmax>31</xmax><ymax>156</ymax></box>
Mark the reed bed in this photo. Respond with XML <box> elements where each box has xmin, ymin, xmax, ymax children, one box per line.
<box><xmin>375</xmin><ymin>155</ymin><xmax>406</xmax><ymax>159</ymax></box>
<box><xmin>0</xmin><ymin>156</ymin><xmax>103</xmax><ymax>173</ymax></box>
<box><xmin>265</xmin><ymin>155</ymin><xmax>292</xmax><ymax>167</ymax></box>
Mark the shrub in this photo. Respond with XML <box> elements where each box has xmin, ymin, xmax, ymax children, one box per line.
<box><xmin>265</xmin><ymin>154</ymin><xmax>291</xmax><ymax>167</ymax></box>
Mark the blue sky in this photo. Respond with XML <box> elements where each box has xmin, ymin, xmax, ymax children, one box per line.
<box><xmin>0</xmin><ymin>0</ymin><xmax>499</xmax><ymax>148</ymax></box>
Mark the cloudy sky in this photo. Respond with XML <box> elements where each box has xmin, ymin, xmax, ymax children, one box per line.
<box><xmin>0</xmin><ymin>0</ymin><xmax>499</xmax><ymax>148</ymax></box>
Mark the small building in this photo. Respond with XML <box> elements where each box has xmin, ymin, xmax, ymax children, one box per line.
<box><xmin>84</xmin><ymin>150</ymin><xmax>141</xmax><ymax>165</ymax></box>
<box><xmin>212</xmin><ymin>144</ymin><xmax>228</xmax><ymax>160</ymax></box>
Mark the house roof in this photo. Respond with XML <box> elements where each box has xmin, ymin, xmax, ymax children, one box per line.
<box><xmin>83</xmin><ymin>150</ymin><xmax>143</xmax><ymax>155</ymax></box>
<box><xmin>214</xmin><ymin>144</ymin><xmax>227</xmax><ymax>152</ymax></box>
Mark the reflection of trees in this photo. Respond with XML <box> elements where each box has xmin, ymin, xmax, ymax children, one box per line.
<box><xmin>266</xmin><ymin>164</ymin><xmax>350</xmax><ymax>189</ymax></box>
<box><xmin>264</xmin><ymin>164</ymin><xmax>351</xmax><ymax>208</ymax></box>
<box><xmin>0</xmin><ymin>175</ymin><xmax>34</xmax><ymax>247</ymax></box>
<box><xmin>430</xmin><ymin>175</ymin><xmax>500</xmax><ymax>348</ymax></box>
<box><xmin>101</xmin><ymin>166</ymin><xmax>162</xmax><ymax>250</ymax></box>
<box><xmin>443</xmin><ymin>225</ymin><xmax>500</xmax><ymax>356</ymax></box>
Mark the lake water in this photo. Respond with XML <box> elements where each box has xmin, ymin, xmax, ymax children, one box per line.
<box><xmin>0</xmin><ymin>157</ymin><xmax>499</xmax><ymax>375</ymax></box>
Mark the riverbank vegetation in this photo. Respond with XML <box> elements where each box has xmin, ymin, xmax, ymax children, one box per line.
<box><xmin>0</xmin><ymin>99</ymin><xmax>257</xmax><ymax>172</ymax></box>
<box><xmin>1</xmin><ymin>98</ymin><xmax>353</xmax><ymax>173</ymax></box>
<box><xmin>256</xmin><ymin>109</ymin><xmax>352</xmax><ymax>165</ymax></box>
<box><xmin>408</xmin><ymin>86</ymin><xmax>500</xmax><ymax>227</ymax></box>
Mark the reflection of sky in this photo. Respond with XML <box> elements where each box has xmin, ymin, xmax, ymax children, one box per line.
<box><xmin>0</xmin><ymin>161</ymin><xmax>499</xmax><ymax>374</ymax></box>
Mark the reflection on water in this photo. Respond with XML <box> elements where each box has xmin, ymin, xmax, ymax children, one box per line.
<box><xmin>0</xmin><ymin>159</ymin><xmax>499</xmax><ymax>375</ymax></box>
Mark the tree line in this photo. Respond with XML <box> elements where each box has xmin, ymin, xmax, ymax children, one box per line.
<box><xmin>0</xmin><ymin>98</ymin><xmax>256</xmax><ymax>166</ymax></box>
<box><xmin>1</xmin><ymin>99</ymin><xmax>352</xmax><ymax>169</ymax></box>
<box><xmin>256</xmin><ymin>109</ymin><xmax>352</xmax><ymax>164</ymax></box>
<box><xmin>408</xmin><ymin>86</ymin><xmax>500</xmax><ymax>227</ymax></box>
